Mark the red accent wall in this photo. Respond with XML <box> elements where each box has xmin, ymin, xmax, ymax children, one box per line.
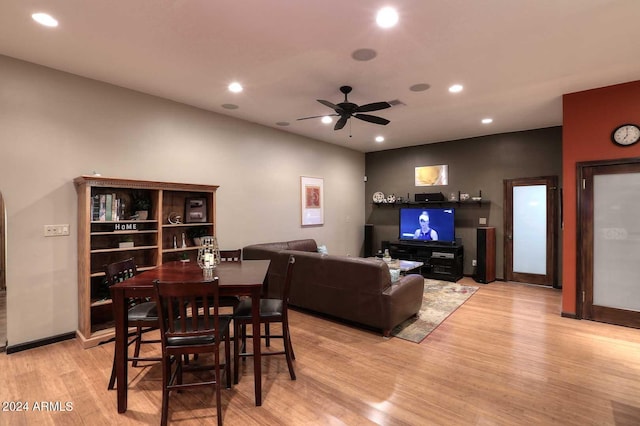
<box><xmin>562</xmin><ymin>80</ymin><xmax>640</xmax><ymax>314</ymax></box>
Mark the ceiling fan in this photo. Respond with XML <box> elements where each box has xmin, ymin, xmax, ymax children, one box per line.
<box><xmin>297</xmin><ymin>86</ymin><xmax>391</xmax><ymax>131</ymax></box>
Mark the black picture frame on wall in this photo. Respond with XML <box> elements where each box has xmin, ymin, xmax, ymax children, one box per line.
<box><xmin>185</xmin><ymin>197</ymin><xmax>207</xmax><ymax>223</ymax></box>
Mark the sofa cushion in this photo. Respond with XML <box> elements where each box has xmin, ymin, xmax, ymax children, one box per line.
<box><xmin>287</xmin><ymin>239</ymin><xmax>318</xmax><ymax>252</ymax></box>
<box><xmin>242</xmin><ymin>239</ymin><xmax>317</xmax><ymax>260</ymax></box>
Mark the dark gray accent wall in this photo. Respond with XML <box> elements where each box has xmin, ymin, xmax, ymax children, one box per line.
<box><xmin>365</xmin><ymin>127</ymin><xmax>562</xmax><ymax>280</ymax></box>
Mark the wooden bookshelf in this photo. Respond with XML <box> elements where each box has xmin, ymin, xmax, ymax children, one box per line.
<box><xmin>74</xmin><ymin>176</ymin><xmax>218</xmax><ymax>348</ymax></box>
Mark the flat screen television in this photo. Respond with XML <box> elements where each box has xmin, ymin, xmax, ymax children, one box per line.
<box><xmin>399</xmin><ymin>207</ymin><xmax>455</xmax><ymax>243</ymax></box>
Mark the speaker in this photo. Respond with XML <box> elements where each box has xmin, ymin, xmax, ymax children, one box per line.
<box><xmin>364</xmin><ymin>224</ymin><xmax>374</xmax><ymax>258</ymax></box>
<box><xmin>476</xmin><ymin>227</ymin><xmax>496</xmax><ymax>283</ymax></box>
<box><xmin>414</xmin><ymin>192</ymin><xmax>446</xmax><ymax>202</ymax></box>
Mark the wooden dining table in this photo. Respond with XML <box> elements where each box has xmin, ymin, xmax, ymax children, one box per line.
<box><xmin>109</xmin><ymin>259</ymin><xmax>270</xmax><ymax>413</ymax></box>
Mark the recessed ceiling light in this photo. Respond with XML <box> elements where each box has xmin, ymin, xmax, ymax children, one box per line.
<box><xmin>228</xmin><ymin>82</ymin><xmax>243</xmax><ymax>93</ymax></box>
<box><xmin>481</xmin><ymin>118</ymin><xmax>493</xmax><ymax>124</ymax></box>
<box><xmin>321</xmin><ymin>116</ymin><xmax>333</xmax><ymax>124</ymax></box>
<box><xmin>409</xmin><ymin>83</ymin><xmax>431</xmax><ymax>92</ymax></box>
<box><xmin>352</xmin><ymin>48</ymin><xmax>377</xmax><ymax>61</ymax></box>
<box><xmin>448</xmin><ymin>84</ymin><xmax>463</xmax><ymax>93</ymax></box>
<box><xmin>32</xmin><ymin>13</ymin><xmax>58</xmax><ymax>27</ymax></box>
<box><xmin>376</xmin><ymin>7</ymin><xmax>399</xmax><ymax>28</ymax></box>
<box><xmin>375</xmin><ymin>136</ymin><xmax>385</xmax><ymax>143</ymax></box>
<box><xmin>221</xmin><ymin>104</ymin><xmax>239</xmax><ymax>110</ymax></box>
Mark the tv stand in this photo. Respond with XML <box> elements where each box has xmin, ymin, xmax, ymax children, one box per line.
<box><xmin>388</xmin><ymin>241</ymin><xmax>463</xmax><ymax>282</ymax></box>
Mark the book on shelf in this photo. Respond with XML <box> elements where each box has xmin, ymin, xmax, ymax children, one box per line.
<box><xmin>98</xmin><ymin>195</ymin><xmax>106</xmax><ymax>221</ymax></box>
<box><xmin>91</xmin><ymin>195</ymin><xmax>100</xmax><ymax>221</ymax></box>
<box><xmin>105</xmin><ymin>194</ymin><xmax>113</xmax><ymax>221</ymax></box>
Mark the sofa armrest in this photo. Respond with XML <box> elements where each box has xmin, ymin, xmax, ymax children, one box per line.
<box><xmin>382</xmin><ymin>274</ymin><xmax>425</xmax><ymax>334</ymax></box>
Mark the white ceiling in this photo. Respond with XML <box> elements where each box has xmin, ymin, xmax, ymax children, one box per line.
<box><xmin>1</xmin><ymin>1</ymin><xmax>640</xmax><ymax>153</ymax></box>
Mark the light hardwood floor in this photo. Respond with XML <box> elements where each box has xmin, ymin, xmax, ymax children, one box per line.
<box><xmin>1</xmin><ymin>279</ymin><xmax>639</xmax><ymax>425</ymax></box>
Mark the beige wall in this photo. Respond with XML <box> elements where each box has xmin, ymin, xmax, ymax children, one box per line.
<box><xmin>0</xmin><ymin>55</ymin><xmax>365</xmax><ymax>347</ymax></box>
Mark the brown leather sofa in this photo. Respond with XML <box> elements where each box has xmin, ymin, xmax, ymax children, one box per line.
<box><xmin>242</xmin><ymin>239</ymin><xmax>424</xmax><ymax>336</ymax></box>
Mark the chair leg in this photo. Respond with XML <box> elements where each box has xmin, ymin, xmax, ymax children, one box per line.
<box><xmin>215</xmin><ymin>360</ymin><xmax>223</xmax><ymax>426</ymax></box>
<box><xmin>241</xmin><ymin>323</ymin><xmax>247</xmax><ymax>352</ymax></box>
<box><xmin>287</xmin><ymin>326</ymin><xmax>296</xmax><ymax>360</ymax></box>
<box><xmin>283</xmin><ymin>322</ymin><xmax>296</xmax><ymax>380</ymax></box>
<box><xmin>233</xmin><ymin>321</ymin><xmax>240</xmax><ymax>385</ymax></box>
<box><xmin>161</xmin><ymin>356</ymin><xmax>171</xmax><ymax>426</ymax></box>
<box><xmin>224</xmin><ymin>331</ymin><xmax>231</xmax><ymax>389</ymax></box>
<box><xmin>132</xmin><ymin>327</ymin><xmax>143</xmax><ymax>367</ymax></box>
<box><xmin>265</xmin><ymin>323</ymin><xmax>270</xmax><ymax>347</ymax></box>
<box><xmin>108</xmin><ymin>354</ymin><xmax>117</xmax><ymax>390</ymax></box>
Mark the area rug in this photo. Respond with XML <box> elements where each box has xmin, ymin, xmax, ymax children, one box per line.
<box><xmin>391</xmin><ymin>279</ymin><xmax>479</xmax><ymax>343</ymax></box>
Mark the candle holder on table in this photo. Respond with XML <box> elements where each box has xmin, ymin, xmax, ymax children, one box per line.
<box><xmin>197</xmin><ymin>236</ymin><xmax>220</xmax><ymax>279</ymax></box>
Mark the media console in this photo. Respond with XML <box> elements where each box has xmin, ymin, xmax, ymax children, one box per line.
<box><xmin>387</xmin><ymin>241</ymin><xmax>463</xmax><ymax>282</ymax></box>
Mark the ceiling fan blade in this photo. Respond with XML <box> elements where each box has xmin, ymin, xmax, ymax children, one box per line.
<box><xmin>297</xmin><ymin>113</ymin><xmax>339</xmax><ymax>121</ymax></box>
<box><xmin>317</xmin><ymin>99</ymin><xmax>343</xmax><ymax>113</ymax></box>
<box><xmin>356</xmin><ymin>101</ymin><xmax>391</xmax><ymax>113</ymax></box>
<box><xmin>354</xmin><ymin>113</ymin><xmax>390</xmax><ymax>126</ymax></box>
<box><xmin>334</xmin><ymin>115</ymin><xmax>349</xmax><ymax>130</ymax></box>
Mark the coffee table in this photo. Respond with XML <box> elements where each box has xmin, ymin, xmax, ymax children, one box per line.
<box><xmin>388</xmin><ymin>259</ymin><xmax>424</xmax><ymax>275</ymax></box>
<box><xmin>370</xmin><ymin>257</ymin><xmax>424</xmax><ymax>275</ymax></box>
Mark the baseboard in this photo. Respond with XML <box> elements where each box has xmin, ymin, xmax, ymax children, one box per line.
<box><xmin>561</xmin><ymin>312</ymin><xmax>578</xmax><ymax>319</ymax></box>
<box><xmin>6</xmin><ymin>331</ymin><xmax>76</xmax><ymax>354</ymax></box>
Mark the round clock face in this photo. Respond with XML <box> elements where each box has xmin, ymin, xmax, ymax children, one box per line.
<box><xmin>612</xmin><ymin>124</ymin><xmax>640</xmax><ymax>146</ymax></box>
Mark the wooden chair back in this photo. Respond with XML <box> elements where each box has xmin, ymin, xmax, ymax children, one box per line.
<box><xmin>220</xmin><ymin>249</ymin><xmax>242</xmax><ymax>262</ymax></box>
<box><xmin>154</xmin><ymin>278</ymin><xmax>225</xmax><ymax>353</ymax></box>
<box><xmin>105</xmin><ymin>257</ymin><xmax>137</xmax><ymax>286</ymax></box>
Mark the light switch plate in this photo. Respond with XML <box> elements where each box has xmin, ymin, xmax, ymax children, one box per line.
<box><xmin>44</xmin><ymin>224</ymin><xmax>70</xmax><ymax>237</ymax></box>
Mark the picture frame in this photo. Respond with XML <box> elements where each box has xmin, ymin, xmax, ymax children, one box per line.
<box><xmin>185</xmin><ymin>197</ymin><xmax>207</xmax><ymax>223</ymax></box>
<box><xmin>415</xmin><ymin>165</ymin><xmax>448</xmax><ymax>186</ymax></box>
<box><xmin>300</xmin><ymin>176</ymin><xmax>323</xmax><ymax>226</ymax></box>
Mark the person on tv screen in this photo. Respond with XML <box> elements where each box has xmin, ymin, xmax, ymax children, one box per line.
<box><xmin>413</xmin><ymin>211</ymin><xmax>439</xmax><ymax>241</ymax></box>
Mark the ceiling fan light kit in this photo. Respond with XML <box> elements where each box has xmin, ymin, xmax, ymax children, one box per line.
<box><xmin>297</xmin><ymin>86</ymin><xmax>391</xmax><ymax>131</ymax></box>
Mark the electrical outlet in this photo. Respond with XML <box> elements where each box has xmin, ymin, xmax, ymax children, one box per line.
<box><xmin>472</xmin><ymin>259</ymin><xmax>477</xmax><ymax>266</ymax></box>
<box><xmin>44</xmin><ymin>224</ymin><xmax>70</xmax><ymax>237</ymax></box>
<box><xmin>479</xmin><ymin>217</ymin><xmax>487</xmax><ymax>225</ymax></box>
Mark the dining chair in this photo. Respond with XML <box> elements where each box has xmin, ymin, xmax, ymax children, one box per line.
<box><xmin>219</xmin><ymin>249</ymin><xmax>242</xmax><ymax>263</ymax></box>
<box><xmin>218</xmin><ymin>249</ymin><xmax>242</xmax><ymax>309</ymax></box>
<box><xmin>106</xmin><ymin>257</ymin><xmax>161</xmax><ymax>390</ymax></box>
<box><xmin>233</xmin><ymin>254</ymin><xmax>296</xmax><ymax>384</ymax></box>
<box><xmin>153</xmin><ymin>277</ymin><xmax>231</xmax><ymax>426</ymax></box>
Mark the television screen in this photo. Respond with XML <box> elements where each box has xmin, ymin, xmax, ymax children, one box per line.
<box><xmin>399</xmin><ymin>207</ymin><xmax>455</xmax><ymax>242</ymax></box>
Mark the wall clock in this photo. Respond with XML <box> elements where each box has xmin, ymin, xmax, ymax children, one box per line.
<box><xmin>611</xmin><ymin>123</ymin><xmax>640</xmax><ymax>146</ymax></box>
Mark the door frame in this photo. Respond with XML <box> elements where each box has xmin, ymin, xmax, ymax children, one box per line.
<box><xmin>503</xmin><ymin>176</ymin><xmax>558</xmax><ymax>286</ymax></box>
<box><xmin>577</xmin><ymin>157</ymin><xmax>640</xmax><ymax>326</ymax></box>
<box><xmin>0</xmin><ymin>191</ymin><xmax>4</xmax><ymax>291</ymax></box>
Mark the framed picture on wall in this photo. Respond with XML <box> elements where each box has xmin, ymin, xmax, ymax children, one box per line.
<box><xmin>300</xmin><ymin>176</ymin><xmax>323</xmax><ymax>226</ymax></box>
<box><xmin>415</xmin><ymin>165</ymin><xmax>448</xmax><ymax>186</ymax></box>
<box><xmin>185</xmin><ymin>197</ymin><xmax>207</xmax><ymax>223</ymax></box>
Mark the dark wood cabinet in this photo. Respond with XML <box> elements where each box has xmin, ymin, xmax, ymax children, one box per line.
<box><xmin>388</xmin><ymin>241</ymin><xmax>463</xmax><ymax>282</ymax></box>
